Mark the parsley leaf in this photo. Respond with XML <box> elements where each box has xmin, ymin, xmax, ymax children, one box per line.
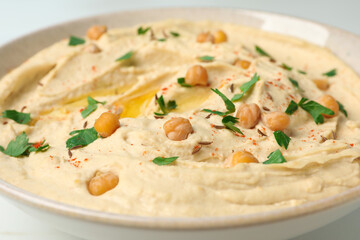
<box><xmin>263</xmin><ymin>149</ymin><xmax>286</xmax><ymax>164</ymax></box>
<box><xmin>323</xmin><ymin>69</ymin><xmax>337</xmax><ymax>77</ymax></box>
<box><xmin>68</xmin><ymin>36</ymin><xmax>85</xmax><ymax>46</ymax></box>
<box><xmin>288</xmin><ymin>78</ymin><xmax>303</xmax><ymax>91</ymax></box>
<box><xmin>281</xmin><ymin>63</ymin><xmax>292</xmax><ymax>71</ymax></box>
<box><xmin>337</xmin><ymin>101</ymin><xmax>348</xmax><ymax>117</ymax></box>
<box><xmin>81</xmin><ymin>96</ymin><xmax>106</xmax><ymax>118</ymax></box>
<box><xmin>2</xmin><ymin>110</ymin><xmax>31</xmax><ymax>124</ymax></box>
<box><xmin>202</xmin><ymin>109</ymin><xmax>226</xmax><ymax>116</ymax></box>
<box><xmin>231</xmin><ymin>73</ymin><xmax>260</xmax><ymax>102</ymax></box>
<box><xmin>170</xmin><ymin>31</ymin><xmax>180</xmax><ymax>37</ymax></box>
<box><xmin>298</xmin><ymin>70</ymin><xmax>307</xmax><ymax>75</ymax></box>
<box><xmin>273</xmin><ymin>131</ymin><xmax>291</xmax><ymax>150</ymax></box>
<box><xmin>137</xmin><ymin>26</ymin><xmax>151</xmax><ymax>35</ymax></box>
<box><xmin>154</xmin><ymin>95</ymin><xmax>177</xmax><ymax>116</ymax></box>
<box><xmin>255</xmin><ymin>45</ymin><xmax>273</xmax><ymax>59</ymax></box>
<box><xmin>152</xmin><ymin>156</ymin><xmax>178</xmax><ymax>165</ymax></box>
<box><xmin>222</xmin><ymin>116</ymin><xmax>244</xmax><ymax>135</ymax></box>
<box><xmin>211</xmin><ymin>88</ymin><xmax>235</xmax><ymax>113</ymax></box>
<box><xmin>157</xmin><ymin>38</ymin><xmax>166</xmax><ymax>42</ymax></box>
<box><xmin>0</xmin><ymin>132</ymin><xmax>50</xmax><ymax>157</ymax></box>
<box><xmin>116</xmin><ymin>51</ymin><xmax>133</xmax><ymax>61</ymax></box>
<box><xmin>177</xmin><ymin>78</ymin><xmax>192</xmax><ymax>88</ymax></box>
<box><xmin>299</xmin><ymin>98</ymin><xmax>334</xmax><ymax>124</ymax></box>
<box><xmin>285</xmin><ymin>100</ymin><xmax>299</xmax><ymax>115</ymax></box>
<box><xmin>198</xmin><ymin>56</ymin><xmax>214</xmax><ymax>62</ymax></box>
<box><xmin>66</xmin><ymin>127</ymin><xmax>99</xmax><ymax>149</ymax></box>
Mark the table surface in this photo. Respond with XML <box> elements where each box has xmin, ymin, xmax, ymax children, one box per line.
<box><xmin>1</xmin><ymin>0</ymin><xmax>360</xmax><ymax>239</ymax></box>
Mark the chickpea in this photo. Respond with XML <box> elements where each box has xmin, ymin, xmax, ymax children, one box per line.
<box><xmin>264</xmin><ymin>112</ymin><xmax>290</xmax><ymax>131</ymax></box>
<box><xmin>84</xmin><ymin>43</ymin><xmax>101</xmax><ymax>53</ymax></box>
<box><xmin>236</xmin><ymin>103</ymin><xmax>261</xmax><ymax>129</ymax></box>
<box><xmin>214</xmin><ymin>30</ymin><xmax>227</xmax><ymax>44</ymax></box>
<box><xmin>234</xmin><ymin>59</ymin><xmax>251</xmax><ymax>69</ymax></box>
<box><xmin>313</xmin><ymin>79</ymin><xmax>329</xmax><ymax>90</ymax></box>
<box><xmin>88</xmin><ymin>171</ymin><xmax>119</xmax><ymax>196</ymax></box>
<box><xmin>185</xmin><ymin>65</ymin><xmax>208</xmax><ymax>86</ymax></box>
<box><xmin>163</xmin><ymin>117</ymin><xmax>193</xmax><ymax>141</ymax></box>
<box><xmin>94</xmin><ymin>112</ymin><xmax>120</xmax><ymax>138</ymax></box>
<box><xmin>87</xmin><ymin>25</ymin><xmax>107</xmax><ymax>40</ymax></box>
<box><xmin>196</xmin><ymin>32</ymin><xmax>215</xmax><ymax>43</ymax></box>
<box><xmin>317</xmin><ymin>94</ymin><xmax>339</xmax><ymax>118</ymax></box>
<box><xmin>227</xmin><ymin>151</ymin><xmax>259</xmax><ymax>166</ymax></box>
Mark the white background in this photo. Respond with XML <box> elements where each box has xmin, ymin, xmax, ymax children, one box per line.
<box><xmin>0</xmin><ymin>0</ymin><xmax>360</xmax><ymax>239</ymax></box>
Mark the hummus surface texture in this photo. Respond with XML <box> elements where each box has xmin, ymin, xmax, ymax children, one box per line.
<box><xmin>1</xmin><ymin>19</ymin><xmax>360</xmax><ymax>217</ymax></box>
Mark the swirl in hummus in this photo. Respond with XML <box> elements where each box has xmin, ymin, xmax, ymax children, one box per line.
<box><xmin>0</xmin><ymin>20</ymin><xmax>360</xmax><ymax>217</ymax></box>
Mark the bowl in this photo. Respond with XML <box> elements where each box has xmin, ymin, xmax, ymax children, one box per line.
<box><xmin>1</xmin><ymin>8</ymin><xmax>360</xmax><ymax>240</ymax></box>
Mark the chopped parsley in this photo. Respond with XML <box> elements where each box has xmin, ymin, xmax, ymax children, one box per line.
<box><xmin>222</xmin><ymin>116</ymin><xmax>244</xmax><ymax>135</ymax></box>
<box><xmin>81</xmin><ymin>96</ymin><xmax>106</xmax><ymax>118</ymax></box>
<box><xmin>263</xmin><ymin>149</ymin><xmax>286</xmax><ymax>164</ymax></box>
<box><xmin>198</xmin><ymin>56</ymin><xmax>214</xmax><ymax>62</ymax></box>
<box><xmin>285</xmin><ymin>98</ymin><xmax>334</xmax><ymax>124</ymax></box>
<box><xmin>273</xmin><ymin>130</ymin><xmax>291</xmax><ymax>150</ymax></box>
<box><xmin>288</xmin><ymin>77</ymin><xmax>303</xmax><ymax>91</ymax></box>
<box><xmin>157</xmin><ymin>38</ymin><xmax>166</xmax><ymax>42</ymax></box>
<box><xmin>137</xmin><ymin>26</ymin><xmax>151</xmax><ymax>35</ymax></box>
<box><xmin>116</xmin><ymin>51</ymin><xmax>133</xmax><ymax>61</ymax></box>
<box><xmin>170</xmin><ymin>31</ymin><xmax>180</xmax><ymax>37</ymax></box>
<box><xmin>2</xmin><ymin>110</ymin><xmax>31</xmax><ymax>124</ymax></box>
<box><xmin>152</xmin><ymin>156</ymin><xmax>178</xmax><ymax>165</ymax></box>
<box><xmin>337</xmin><ymin>101</ymin><xmax>348</xmax><ymax>117</ymax></box>
<box><xmin>281</xmin><ymin>63</ymin><xmax>292</xmax><ymax>71</ymax></box>
<box><xmin>255</xmin><ymin>45</ymin><xmax>273</xmax><ymax>59</ymax></box>
<box><xmin>154</xmin><ymin>95</ymin><xmax>177</xmax><ymax>116</ymax></box>
<box><xmin>231</xmin><ymin>73</ymin><xmax>260</xmax><ymax>102</ymax></box>
<box><xmin>202</xmin><ymin>88</ymin><xmax>235</xmax><ymax>116</ymax></box>
<box><xmin>0</xmin><ymin>132</ymin><xmax>50</xmax><ymax>157</ymax></box>
<box><xmin>323</xmin><ymin>69</ymin><xmax>337</xmax><ymax>77</ymax></box>
<box><xmin>297</xmin><ymin>70</ymin><xmax>307</xmax><ymax>75</ymax></box>
<box><xmin>68</xmin><ymin>36</ymin><xmax>85</xmax><ymax>46</ymax></box>
<box><xmin>177</xmin><ymin>78</ymin><xmax>192</xmax><ymax>88</ymax></box>
<box><xmin>66</xmin><ymin>127</ymin><xmax>98</xmax><ymax>149</ymax></box>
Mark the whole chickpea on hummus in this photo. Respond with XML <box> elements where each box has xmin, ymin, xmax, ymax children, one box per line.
<box><xmin>1</xmin><ymin>20</ymin><xmax>360</xmax><ymax>217</ymax></box>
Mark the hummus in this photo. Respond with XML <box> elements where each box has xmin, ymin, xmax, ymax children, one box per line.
<box><xmin>1</xmin><ymin>19</ymin><xmax>360</xmax><ymax>217</ymax></box>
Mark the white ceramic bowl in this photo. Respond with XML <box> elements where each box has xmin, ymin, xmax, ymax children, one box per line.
<box><xmin>1</xmin><ymin>8</ymin><xmax>360</xmax><ymax>240</ymax></box>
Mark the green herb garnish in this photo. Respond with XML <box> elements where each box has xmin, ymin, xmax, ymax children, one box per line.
<box><xmin>0</xmin><ymin>132</ymin><xmax>50</xmax><ymax>157</ymax></box>
<box><xmin>297</xmin><ymin>70</ymin><xmax>307</xmax><ymax>75</ymax></box>
<box><xmin>154</xmin><ymin>95</ymin><xmax>177</xmax><ymax>116</ymax></box>
<box><xmin>231</xmin><ymin>73</ymin><xmax>260</xmax><ymax>102</ymax></box>
<box><xmin>2</xmin><ymin>110</ymin><xmax>31</xmax><ymax>124</ymax></box>
<box><xmin>68</xmin><ymin>36</ymin><xmax>85</xmax><ymax>46</ymax></box>
<box><xmin>281</xmin><ymin>63</ymin><xmax>292</xmax><ymax>71</ymax></box>
<box><xmin>170</xmin><ymin>31</ymin><xmax>180</xmax><ymax>37</ymax></box>
<box><xmin>263</xmin><ymin>149</ymin><xmax>286</xmax><ymax>164</ymax></box>
<box><xmin>66</xmin><ymin>127</ymin><xmax>98</xmax><ymax>149</ymax></box>
<box><xmin>81</xmin><ymin>97</ymin><xmax>106</xmax><ymax>118</ymax></box>
<box><xmin>273</xmin><ymin>131</ymin><xmax>291</xmax><ymax>150</ymax></box>
<box><xmin>198</xmin><ymin>56</ymin><xmax>214</xmax><ymax>62</ymax></box>
<box><xmin>116</xmin><ymin>51</ymin><xmax>133</xmax><ymax>61</ymax></box>
<box><xmin>222</xmin><ymin>116</ymin><xmax>244</xmax><ymax>135</ymax></box>
<box><xmin>337</xmin><ymin>101</ymin><xmax>348</xmax><ymax>117</ymax></box>
<box><xmin>285</xmin><ymin>98</ymin><xmax>334</xmax><ymax>124</ymax></box>
<box><xmin>202</xmin><ymin>88</ymin><xmax>235</xmax><ymax>116</ymax></box>
<box><xmin>288</xmin><ymin>77</ymin><xmax>303</xmax><ymax>91</ymax></box>
<box><xmin>157</xmin><ymin>38</ymin><xmax>166</xmax><ymax>42</ymax></box>
<box><xmin>137</xmin><ymin>26</ymin><xmax>151</xmax><ymax>35</ymax></box>
<box><xmin>255</xmin><ymin>45</ymin><xmax>273</xmax><ymax>59</ymax></box>
<box><xmin>323</xmin><ymin>69</ymin><xmax>337</xmax><ymax>77</ymax></box>
<box><xmin>177</xmin><ymin>78</ymin><xmax>192</xmax><ymax>88</ymax></box>
<box><xmin>152</xmin><ymin>156</ymin><xmax>178</xmax><ymax>165</ymax></box>
<box><xmin>285</xmin><ymin>100</ymin><xmax>299</xmax><ymax>115</ymax></box>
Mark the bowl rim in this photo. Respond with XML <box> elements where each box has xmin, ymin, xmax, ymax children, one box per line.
<box><xmin>1</xmin><ymin>7</ymin><xmax>360</xmax><ymax>230</ymax></box>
